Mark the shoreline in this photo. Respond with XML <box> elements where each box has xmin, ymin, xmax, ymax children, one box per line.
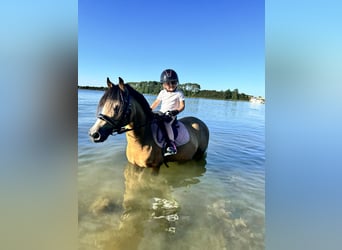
<box><xmin>77</xmin><ymin>85</ymin><xmax>261</xmax><ymax>102</ymax></box>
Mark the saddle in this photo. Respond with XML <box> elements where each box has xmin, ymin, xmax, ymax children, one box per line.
<box><xmin>151</xmin><ymin>113</ymin><xmax>190</xmax><ymax>148</ymax></box>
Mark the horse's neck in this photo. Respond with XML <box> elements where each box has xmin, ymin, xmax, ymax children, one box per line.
<box><xmin>126</xmin><ymin>104</ymin><xmax>152</xmax><ymax>143</ymax></box>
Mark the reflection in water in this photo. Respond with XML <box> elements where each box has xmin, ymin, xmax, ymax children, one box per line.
<box><xmin>101</xmin><ymin>160</ymin><xmax>207</xmax><ymax>250</ymax></box>
<box><xmin>79</xmin><ymin>159</ymin><xmax>263</xmax><ymax>250</ymax></box>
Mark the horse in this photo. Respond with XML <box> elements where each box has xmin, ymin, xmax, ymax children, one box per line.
<box><xmin>89</xmin><ymin>77</ymin><xmax>209</xmax><ymax>171</ymax></box>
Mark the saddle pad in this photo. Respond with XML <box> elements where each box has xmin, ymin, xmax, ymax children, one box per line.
<box><xmin>151</xmin><ymin>121</ymin><xmax>190</xmax><ymax>148</ymax></box>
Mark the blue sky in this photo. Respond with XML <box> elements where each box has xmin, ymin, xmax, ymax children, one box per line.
<box><xmin>79</xmin><ymin>0</ymin><xmax>264</xmax><ymax>97</ymax></box>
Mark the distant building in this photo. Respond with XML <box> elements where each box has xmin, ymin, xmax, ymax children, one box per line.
<box><xmin>249</xmin><ymin>96</ymin><xmax>265</xmax><ymax>104</ymax></box>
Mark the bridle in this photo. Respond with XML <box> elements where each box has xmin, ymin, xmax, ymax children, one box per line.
<box><xmin>97</xmin><ymin>89</ymin><xmax>162</xmax><ymax>135</ymax></box>
<box><xmin>97</xmin><ymin>91</ymin><xmax>132</xmax><ymax>135</ymax></box>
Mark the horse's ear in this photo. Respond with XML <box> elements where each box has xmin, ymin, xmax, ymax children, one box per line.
<box><xmin>107</xmin><ymin>77</ymin><xmax>114</xmax><ymax>88</ymax></box>
<box><xmin>118</xmin><ymin>77</ymin><xmax>125</xmax><ymax>91</ymax></box>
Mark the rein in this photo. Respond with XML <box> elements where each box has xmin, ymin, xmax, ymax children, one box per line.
<box><xmin>97</xmin><ymin>91</ymin><xmax>154</xmax><ymax>135</ymax></box>
<box><xmin>97</xmin><ymin>89</ymin><xmax>173</xmax><ymax>167</ymax></box>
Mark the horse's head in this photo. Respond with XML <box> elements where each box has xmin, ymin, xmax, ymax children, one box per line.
<box><xmin>89</xmin><ymin>77</ymin><xmax>131</xmax><ymax>142</ymax></box>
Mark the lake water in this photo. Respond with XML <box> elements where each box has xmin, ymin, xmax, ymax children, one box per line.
<box><xmin>78</xmin><ymin>89</ymin><xmax>265</xmax><ymax>250</ymax></box>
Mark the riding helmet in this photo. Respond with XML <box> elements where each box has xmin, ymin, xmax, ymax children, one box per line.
<box><xmin>160</xmin><ymin>69</ymin><xmax>179</xmax><ymax>84</ymax></box>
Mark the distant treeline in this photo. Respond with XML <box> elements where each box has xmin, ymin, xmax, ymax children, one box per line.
<box><xmin>78</xmin><ymin>81</ymin><xmax>252</xmax><ymax>101</ymax></box>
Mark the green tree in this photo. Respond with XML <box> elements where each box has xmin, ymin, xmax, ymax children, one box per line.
<box><xmin>224</xmin><ymin>89</ymin><xmax>232</xmax><ymax>99</ymax></box>
<box><xmin>232</xmin><ymin>88</ymin><xmax>239</xmax><ymax>100</ymax></box>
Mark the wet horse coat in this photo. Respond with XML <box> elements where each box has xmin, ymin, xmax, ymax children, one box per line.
<box><xmin>89</xmin><ymin>77</ymin><xmax>209</xmax><ymax>170</ymax></box>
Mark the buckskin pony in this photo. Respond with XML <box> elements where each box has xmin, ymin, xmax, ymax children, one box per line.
<box><xmin>89</xmin><ymin>77</ymin><xmax>209</xmax><ymax>171</ymax></box>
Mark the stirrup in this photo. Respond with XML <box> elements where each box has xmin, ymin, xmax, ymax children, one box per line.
<box><xmin>163</xmin><ymin>144</ymin><xmax>177</xmax><ymax>156</ymax></box>
<box><xmin>164</xmin><ymin>150</ymin><xmax>177</xmax><ymax>156</ymax></box>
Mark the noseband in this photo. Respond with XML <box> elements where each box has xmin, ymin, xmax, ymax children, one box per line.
<box><xmin>98</xmin><ymin>91</ymin><xmax>132</xmax><ymax>134</ymax></box>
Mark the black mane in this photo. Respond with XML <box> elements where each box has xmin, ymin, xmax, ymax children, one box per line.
<box><xmin>125</xmin><ymin>84</ymin><xmax>153</xmax><ymax>119</ymax></box>
<box><xmin>96</xmin><ymin>83</ymin><xmax>153</xmax><ymax>119</ymax></box>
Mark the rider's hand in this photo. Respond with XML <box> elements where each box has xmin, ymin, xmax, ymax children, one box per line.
<box><xmin>166</xmin><ymin>110</ymin><xmax>179</xmax><ymax>117</ymax></box>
